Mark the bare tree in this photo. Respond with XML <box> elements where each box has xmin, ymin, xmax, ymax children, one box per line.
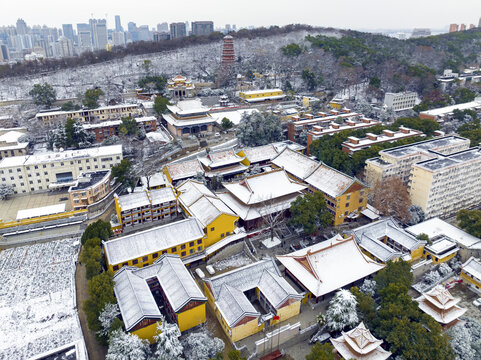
<box><xmin>260</xmin><ymin>197</ymin><xmax>287</xmax><ymax>245</ymax></box>
<box><xmin>372</xmin><ymin>176</ymin><xmax>411</xmax><ymax>223</ymax></box>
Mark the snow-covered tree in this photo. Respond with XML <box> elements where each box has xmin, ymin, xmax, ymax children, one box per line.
<box><xmin>447</xmin><ymin>323</ymin><xmax>476</xmax><ymax>360</ymax></box>
<box><xmin>359</xmin><ymin>279</ymin><xmax>377</xmax><ymax>297</ymax></box>
<box><xmin>325</xmin><ymin>289</ymin><xmax>359</xmax><ymax>332</ymax></box>
<box><xmin>181</xmin><ymin>332</ymin><xmax>224</xmax><ymax>360</ymax></box>
<box><xmin>438</xmin><ymin>263</ymin><xmax>452</xmax><ymax>277</ymax></box>
<box><xmin>102</xmin><ymin>135</ymin><xmax>120</xmax><ymax>145</ymax></box>
<box><xmin>424</xmin><ymin>270</ymin><xmax>441</xmax><ymax>285</ymax></box>
<box><xmin>153</xmin><ymin>318</ymin><xmax>183</xmax><ymax>360</ymax></box>
<box><xmin>98</xmin><ymin>303</ymin><xmax>121</xmax><ymax>337</ymax></box>
<box><xmin>106</xmin><ymin>329</ymin><xmax>150</xmax><ymax>360</ymax></box>
<box><xmin>0</xmin><ymin>184</ymin><xmax>14</xmax><ymax>200</ymax></box>
<box><xmin>407</xmin><ymin>205</ymin><xmax>425</xmax><ymax>226</ymax></box>
<box><xmin>236</xmin><ymin>112</ymin><xmax>283</xmax><ymax>147</ymax></box>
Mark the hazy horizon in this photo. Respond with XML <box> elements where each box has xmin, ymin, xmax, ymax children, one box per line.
<box><xmin>1</xmin><ymin>0</ymin><xmax>480</xmax><ymax>31</ymax></box>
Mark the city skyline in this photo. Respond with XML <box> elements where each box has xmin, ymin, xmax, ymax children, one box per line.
<box><xmin>1</xmin><ymin>0</ymin><xmax>481</xmax><ymax>31</ymax></box>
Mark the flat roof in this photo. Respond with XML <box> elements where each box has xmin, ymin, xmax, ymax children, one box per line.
<box><xmin>381</xmin><ymin>136</ymin><xmax>469</xmax><ymax>159</ymax></box>
<box><xmin>103</xmin><ymin>218</ymin><xmax>205</xmax><ymax>266</ymax></box>
<box><xmin>420</xmin><ymin>99</ymin><xmax>481</xmax><ymax>117</ymax></box>
<box><xmin>36</xmin><ymin>103</ymin><xmax>139</xmax><ymax>118</ymax></box>
<box><xmin>16</xmin><ymin>203</ymin><xmax>66</xmax><ymax>220</ymax></box>
<box><xmin>240</xmin><ymin>89</ymin><xmax>283</xmax><ymax>95</ymax></box>
<box><xmin>69</xmin><ymin>170</ymin><xmax>110</xmax><ymax>191</ymax></box>
<box><xmin>415</xmin><ymin>147</ymin><xmax>481</xmax><ymax>172</ymax></box>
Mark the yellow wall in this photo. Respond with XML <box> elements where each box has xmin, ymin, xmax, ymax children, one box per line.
<box><xmin>333</xmin><ymin>187</ymin><xmax>369</xmax><ymax>226</ymax></box>
<box><xmin>177</xmin><ymin>303</ymin><xmax>206</xmax><ymax>332</ymax></box>
<box><xmin>163</xmin><ymin>167</ymin><xmax>173</xmax><ymax>184</ymax></box>
<box><xmin>132</xmin><ymin>321</ymin><xmax>160</xmax><ymax>344</ymax></box>
<box><xmin>271</xmin><ymin>301</ymin><xmax>301</xmax><ymax>326</ymax></box>
<box><xmin>204</xmin><ymin>214</ymin><xmax>239</xmax><ymax>248</ymax></box>
<box><xmin>231</xmin><ymin>317</ymin><xmax>264</xmax><ymax>342</ymax></box>
<box><xmin>461</xmin><ymin>271</ymin><xmax>481</xmax><ymax>289</ymax></box>
<box><xmin>329</xmin><ymin>101</ymin><xmax>342</xmax><ymax>109</ymax></box>
<box><xmin>410</xmin><ymin>246</ymin><xmax>425</xmax><ymax>261</ymax></box>
<box><xmin>106</xmin><ymin>235</ymin><xmax>205</xmax><ymax>272</ymax></box>
<box><xmin>239</xmin><ymin>90</ymin><xmax>283</xmax><ymax>100</ymax></box>
<box><xmin>409</xmin><ymin>167</ymin><xmax>433</xmax><ymax>214</ymax></box>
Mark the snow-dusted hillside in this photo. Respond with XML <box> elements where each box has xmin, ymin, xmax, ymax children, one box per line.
<box><xmin>0</xmin><ymin>30</ymin><xmax>333</xmax><ymax>101</ymax></box>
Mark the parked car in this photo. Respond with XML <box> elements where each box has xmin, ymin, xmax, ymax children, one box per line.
<box><xmin>472</xmin><ymin>298</ymin><xmax>481</xmax><ymax>307</ymax></box>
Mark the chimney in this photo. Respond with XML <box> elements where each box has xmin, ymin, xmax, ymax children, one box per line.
<box><xmin>346</xmin><ymin>120</ymin><xmax>355</xmax><ymax>126</ymax></box>
<box><xmin>383</xmin><ymin>130</ymin><xmax>394</xmax><ymax>137</ymax></box>
<box><xmin>348</xmin><ymin>136</ymin><xmax>359</xmax><ymax>144</ymax></box>
<box><xmin>366</xmin><ymin>133</ymin><xmax>377</xmax><ymax>141</ymax></box>
<box><xmin>399</xmin><ymin>126</ymin><xmax>410</xmax><ymax>134</ymax></box>
<box><xmin>292</xmin><ymin>115</ymin><xmax>300</xmax><ymax>122</ymax></box>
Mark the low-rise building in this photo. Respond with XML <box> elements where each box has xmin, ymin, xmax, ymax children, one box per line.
<box><xmin>114</xmin><ymin>254</ymin><xmax>207</xmax><ymax>342</ymax></box>
<box><xmin>162</xmin><ymin>99</ymin><xmax>217</xmax><ymax>137</ymax></box>
<box><xmin>217</xmin><ymin>169</ymin><xmax>306</xmax><ymax>231</ymax></box>
<box><xmin>163</xmin><ymin>159</ymin><xmax>204</xmax><ymax>185</ymax></box>
<box><xmin>68</xmin><ymin>170</ymin><xmax>111</xmax><ymax>210</ymax></box>
<box><xmin>35</xmin><ymin>104</ymin><xmax>142</xmax><ymax>126</ymax></box>
<box><xmin>240</xmin><ymin>144</ymin><xmax>279</xmax><ymax>167</ymax></box>
<box><xmin>140</xmin><ymin>172</ymin><xmax>169</xmax><ymax>190</ymax></box>
<box><xmin>177</xmin><ymin>180</ymin><xmax>239</xmax><ymax>247</ymax></box>
<box><xmin>422</xmin><ymin>237</ymin><xmax>459</xmax><ymax>264</ymax></box>
<box><xmin>198</xmin><ymin>149</ymin><xmax>248</xmax><ymax>179</ymax></box>
<box><xmin>415</xmin><ymin>285</ymin><xmax>466</xmax><ymax>328</ymax></box>
<box><xmin>330</xmin><ymin>322</ymin><xmax>392</xmax><ymax>360</ymax></box>
<box><xmin>341</xmin><ymin>127</ymin><xmax>424</xmax><ymax>155</ymax></box>
<box><xmin>365</xmin><ymin>136</ymin><xmax>470</xmax><ymax>186</ymax></box>
<box><xmin>103</xmin><ymin>217</ymin><xmax>206</xmax><ymax>272</ymax></box>
<box><xmin>204</xmin><ymin>258</ymin><xmax>302</xmax><ymax>342</ymax></box>
<box><xmin>351</xmin><ymin>218</ymin><xmax>426</xmax><ymax>262</ymax></box>
<box><xmin>0</xmin><ymin>145</ymin><xmax>122</xmax><ymax>194</ymax></box>
<box><xmin>409</xmin><ymin>147</ymin><xmax>481</xmax><ymax>218</ymax></box>
<box><xmin>83</xmin><ymin>116</ymin><xmax>158</xmax><ymax>142</ymax></box>
<box><xmin>167</xmin><ymin>75</ymin><xmax>195</xmax><ymax>99</ymax></box>
<box><xmin>419</xmin><ymin>98</ymin><xmax>481</xmax><ymax>122</ymax></box>
<box><xmin>114</xmin><ymin>187</ymin><xmax>178</xmax><ymax>231</ymax></box>
<box><xmin>272</xmin><ymin>147</ymin><xmax>369</xmax><ymax>225</ymax></box>
<box><xmin>239</xmin><ymin>89</ymin><xmax>285</xmax><ymax>103</ymax></box>
<box><xmin>277</xmin><ymin>235</ymin><xmax>385</xmax><ymax>301</ymax></box>
<box><xmin>383</xmin><ymin>91</ymin><xmax>417</xmax><ymax>111</ymax></box>
<box><xmin>0</xmin><ymin>127</ymin><xmax>29</xmax><ymax>159</ymax></box>
<box><xmin>461</xmin><ymin>257</ymin><xmax>481</xmax><ymax>293</ymax></box>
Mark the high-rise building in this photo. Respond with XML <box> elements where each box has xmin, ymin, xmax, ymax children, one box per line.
<box><xmin>225</xmin><ymin>24</ymin><xmax>231</xmax><ymax>33</ymax></box>
<box><xmin>478</xmin><ymin>17</ymin><xmax>481</xmax><ymax>28</ymax></box>
<box><xmin>191</xmin><ymin>21</ymin><xmax>214</xmax><ymax>36</ymax></box>
<box><xmin>115</xmin><ymin>15</ymin><xmax>123</xmax><ymax>32</ymax></box>
<box><xmin>16</xmin><ymin>19</ymin><xmax>27</xmax><ymax>35</ymax></box>
<box><xmin>170</xmin><ymin>22</ymin><xmax>186</xmax><ymax>39</ymax></box>
<box><xmin>138</xmin><ymin>25</ymin><xmax>151</xmax><ymax>41</ymax></box>
<box><xmin>157</xmin><ymin>22</ymin><xmax>169</xmax><ymax>32</ymax></box>
<box><xmin>449</xmin><ymin>24</ymin><xmax>459</xmax><ymax>33</ymax></box>
<box><xmin>221</xmin><ymin>35</ymin><xmax>235</xmax><ymax>66</ymax></box>
<box><xmin>411</xmin><ymin>28</ymin><xmax>431</xmax><ymax>38</ymax></box>
<box><xmin>112</xmin><ymin>31</ymin><xmax>125</xmax><ymax>47</ymax></box>
<box><xmin>90</xmin><ymin>19</ymin><xmax>108</xmax><ymax>50</ymax></box>
<box><xmin>58</xmin><ymin>36</ymin><xmax>74</xmax><ymax>57</ymax></box>
<box><xmin>460</xmin><ymin>24</ymin><xmax>467</xmax><ymax>31</ymax></box>
<box><xmin>62</xmin><ymin>24</ymin><xmax>75</xmax><ymax>42</ymax></box>
<box><xmin>0</xmin><ymin>44</ymin><xmax>9</xmax><ymax>62</ymax></box>
<box><xmin>78</xmin><ymin>30</ymin><xmax>93</xmax><ymax>53</ymax></box>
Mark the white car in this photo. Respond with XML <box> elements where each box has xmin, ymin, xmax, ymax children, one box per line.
<box><xmin>473</xmin><ymin>298</ymin><xmax>481</xmax><ymax>307</ymax></box>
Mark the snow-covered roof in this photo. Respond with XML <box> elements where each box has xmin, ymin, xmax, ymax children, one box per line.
<box><xmin>205</xmin><ymin>259</ymin><xmax>301</xmax><ymax>327</ymax></box>
<box><xmin>114</xmin><ymin>255</ymin><xmax>206</xmax><ymax>331</ymax></box>
<box><xmin>167</xmin><ymin>99</ymin><xmax>209</xmax><ymax>115</ymax></box>
<box><xmin>149</xmin><ymin>187</ymin><xmax>176</xmax><ymax>206</ymax></box>
<box><xmin>241</xmin><ymin>89</ymin><xmax>283</xmax><ymax>96</ymax></box>
<box><xmin>198</xmin><ymin>149</ymin><xmax>244</xmax><ymax>169</ymax></box>
<box><xmin>271</xmin><ymin>147</ymin><xmax>319</xmax><ymax>180</ymax></box>
<box><xmin>177</xmin><ymin>180</ymin><xmax>213</xmax><ymax>206</ymax></box>
<box><xmin>330</xmin><ymin>322</ymin><xmax>391</xmax><ymax>360</ymax></box>
<box><xmin>213</xmin><ymin>109</ymin><xmax>259</xmax><ymax>125</ymax></box>
<box><xmin>163</xmin><ymin>113</ymin><xmax>217</xmax><ymax>127</ymax></box>
<box><xmin>114</xmin><ymin>267</ymin><xmax>161</xmax><ymax>331</ymax></box>
<box><xmin>424</xmin><ymin>237</ymin><xmax>458</xmax><ymax>257</ymax></box>
<box><xmin>103</xmin><ymin>218</ymin><xmax>205</xmax><ymax>266</ymax></box>
<box><xmin>16</xmin><ymin>203</ymin><xmax>66</xmax><ymax>220</ymax></box>
<box><xmin>277</xmin><ymin>235</ymin><xmax>385</xmax><ymax>298</ymax></box>
<box><xmin>116</xmin><ymin>190</ymin><xmax>150</xmax><ymax>212</ymax></box>
<box><xmin>35</xmin><ymin>103</ymin><xmax>139</xmax><ymax>118</ymax></box>
<box><xmin>140</xmin><ymin>172</ymin><xmax>168</xmax><ymax>189</ymax></box>
<box><xmin>420</xmin><ymin>99</ymin><xmax>481</xmax><ymax>117</ymax></box>
<box><xmin>82</xmin><ymin>116</ymin><xmax>156</xmax><ymax>130</ymax></box>
<box><xmin>0</xmin><ymin>145</ymin><xmax>122</xmax><ymax>168</ymax></box>
<box><xmin>351</xmin><ymin>218</ymin><xmax>425</xmax><ymax>252</ymax></box>
<box><xmin>462</xmin><ymin>257</ymin><xmax>481</xmax><ymax>281</ymax></box>
<box><xmin>415</xmin><ymin>285</ymin><xmax>466</xmax><ymax>325</ymax></box>
<box><xmin>357</xmin><ymin>235</ymin><xmax>402</xmax><ymax>262</ymax></box>
<box><xmin>222</xmin><ymin>169</ymin><xmax>306</xmax><ymax>205</ymax></box>
<box><xmin>165</xmin><ymin>159</ymin><xmax>204</xmax><ymax>181</ymax></box>
<box><xmin>242</xmin><ymin>144</ymin><xmax>279</xmax><ymax>164</ymax></box>
<box><xmin>0</xmin><ymin>130</ymin><xmax>25</xmax><ymax>144</ymax></box>
<box><xmin>406</xmin><ymin>217</ymin><xmax>481</xmax><ymax>250</ymax></box>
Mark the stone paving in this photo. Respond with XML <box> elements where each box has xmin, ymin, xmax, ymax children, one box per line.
<box><xmin>0</xmin><ymin>191</ymin><xmax>72</xmax><ymax>221</ymax></box>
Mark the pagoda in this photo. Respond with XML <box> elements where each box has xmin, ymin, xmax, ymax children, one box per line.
<box><xmin>330</xmin><ymin>322</ymin><xmax>392</xmax><ymax>360</ymax></box>
<box><xmin>221</xmin><ymin>35</ymin><xmax>235</xmax><ymax>66</ymax></box>
<box><xmin>416</xmin><ymin>285</ymin><xmax>466</xmax><ymax>328</ymax></box>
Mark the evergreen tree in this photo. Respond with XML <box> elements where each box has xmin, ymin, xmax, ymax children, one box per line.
<box><xmin>106</xmin><ymin>330</ymin><xmax>150</xmax><ymax>360</ymax></box>
<box><xmin>289</xmin><ymin>192</ymin><xmax>332</xmax><ymax>235</ymax></box>
<box><xmin>29</xmin><ymin>83</ymin><xmax>56</xmax><ymax>107</ymax></box>
<box><xmin>236</xmin><ymin>112</ymin><xmax>283</xmax><ymax>146</ymax></box>
<box><xmin>153</xmin><ymin>318</ymin><xmax>184</xmax><ymax>360</ymax></box>
<box><xmin>325</xmin><ymin>289</ymin><xmax>359</xmax><ymax>332</ymax></box>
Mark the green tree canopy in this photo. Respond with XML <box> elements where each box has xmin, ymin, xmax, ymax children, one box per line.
<box><xmin>61</xmin><ymin>101</ymin><xmax>81</xmax><ymax>111</ymax></box>
<box><xmin>82</xmin><ymin>88</ymin><xmax>104</xmax><ymax>109</ymax></box>
<box><xmin>369</xmin><ymin>77</ymin><xmax>381</xmax><ymax>88</ymax></box>
<box><xmin>289</xmin><ymin>192</ymin><xmax>332</xmax><ymax>235</ymax></box>
<box><xmin>453</xmin><ymin>87</ymin><xmax>476</xmax><ymax>104</ymax></box>
<box><xmin>81</xmin><ymin>219</ymin><xmax>112</xmax><ymax>244</ymax></box>
<box><xmin>457</xmin><ymin>209</ymin><xmax>481</xmax><ymax>237</ymax></box>
<box><xmin>138</xmin><ymin>75</ymin><xmax>167</xmax><ymax>92</ymax></box>
<box><xmin>391</xmin><ymin>117</ymin><xmax>440</xmax><ymax>136</ymax></box>
<box><xmin>220</xmin><ymin>117</ymin><xmax>233</xmax><ymax>130</ymax></box>
<box><xmin>374</xmin><ymin>260</ymin><xmax>413</xmax><ymax>292</ymax></box>
<box><xmin>305</xmin><ymin>343</ymin><xmax>336</xmax><ymax>360</ymax></box>
<box><xmin>281</xmin><ymin>43</ymin><xmax>303</xmax><ymax>57</ymax></box>
<box><xmin>119</xmin><ymin>117</ymin><xmax>139</xmax><ymax>136</ymax></box>
<box><xmin>111</xmin><ymin>158</ymin><xmax>135</xmax><ymax>188</ymax></box>
<box><xmin>153</xmin><ymin>96</ymin><xmax>171</xmax><ymax>115</ymax></box>
<box><xmin>29</xmin><ymin>83</ymin><xmax>57</xmax><ymax>107</ymax></box>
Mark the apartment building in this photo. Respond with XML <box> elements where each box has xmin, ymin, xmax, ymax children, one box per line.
<box><xmin>0</xmin><ymin>145</ymin><xmax>122</xmax><ymax>194</ymax></box>
<box><xmin>383</xmin><ymin>91</ymin><xmax>417</xmax><ymax>111</ymax></box>
<box><xmin>410</xmin><ymin>147</ymin><xmax>481</xmax><ymax>218</ymax></box>
<box><xmin>83</xmin><ymin>116</ymin><xmax>157</xmax><ymax>142</ymax></box>
<box><xmin>68</xmin><ymin>170</ymin><xmax>111</xmax><ymax>210</ymax></box>
<box><xmin>238</xmin><ymin>89</ymin><xmax>285</xmax><ymax>103</ymax></box>
<box><xmin>0</xmin><ymin>127</ymin><xmax>29</xmax><ymax>159</ymax></box>
<box><xmin>114</xmin><ymin>186</ymin><xmax>178</xmax><ymax>231</ymax></box>
<box><xmin>365</xmin><ymin>136</ymin><xmax>470</xmax><ymax>186</ymax></box>
<box><xmin>35</xmin><ymin>104</ymin><xmax>142</xmax><ymax>126</ymax></box>
<box><xmin>341</xmin><ymin>127</ymin><xmax>423</xmax><ymax>155</ymax></box>
<box><xmin>419</xmin><ymin>99</ymin><xmax>481</xmax><ymax>122</ymax></box>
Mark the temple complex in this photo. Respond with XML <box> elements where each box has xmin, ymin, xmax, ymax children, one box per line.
<box><xmin>167</xmin><ymin>75</ymin><xmax>195</xmax><ymax>99</ymax></box>
<box><xmin>162</xmin><ymin>99</ymin><xmax>217</xmax><ymax>137</ymax></box>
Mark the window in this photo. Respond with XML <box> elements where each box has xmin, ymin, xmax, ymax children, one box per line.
<box><xmin>152</xmin><ymin>252</ymin><xmax>158</xmax><ymax>259</ymax></box>
<box><xmin>171</xmin><ymin>247</ymin><xmax>176</xmax><ymax>252</ymax></box>
<box><xmin>113</xmin><ymin>265</ymin><xmax>119</xmax><ymax>271</ymax></box>
<box><xmin>197</xmin><ymin>246</ymin><xmax>202</xmax><ymax>251</ymax></box>
<box><xmin>162</xmin><ymin>250</ymin><xmax>167</xmax><ymax>254</ymax></box>
<box><xmin>181</xmin><ymin>251</ymin><xmax>186</xmax><ymax>257</ymax></box>
<box><xmin>210</xmin><ymin>227</ymin><xmax>215</xmax><ymax>232</ymax></box>
<box><xmin>189</xmin><ymin>241</ymin><xmax>194</xmax><ymax>247</ymax></box>
<box><xmin>142</xmin><ymin>256</ymin><xmax>148</xmax><ymax>262</ymax></box>
<box><xmin>344</xmin><ymin>211</ymin><xmax>348</xmax><ymax>216</ymax></box>
<box><xmin>221</xmin><ymin>233</ymin><xmax>225</xmax><ymax>238</ymax></box>
<box><xmin>190</xmin><ymin>249</ymin><xmax>194</xmax><ymax>254</ymax></box>
<box><xmin>345</xmin><ymin>203</ymin><xmax>350</xmax><ymax>208</ymax></box>
<box><xmin>197</xmin><ymin>239</ymin><xmax>202</xmax><ymax>245</ymax></box>
<box><xmin>132</xmin><ymin>259</ymin><xmax>138</xmax><ymax>265</ymax></box>
<box><xmin>181</xmin><ymin>244</ymin><xmax>186</xmax><ymax>250</ymax></box>
<box><xmin>346</xmin><ymin>195</ymin><xmax>351</xmax><ymax>200</ymax></box>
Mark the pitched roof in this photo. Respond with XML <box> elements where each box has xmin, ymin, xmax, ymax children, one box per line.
<box><xmin>462</xmin><ymin>257</ymin><xmax>481</xmax><ymax>280</ymax></box>
<box><xmin>271</xmin><ymin>147</ymin><xmax>319</xmax><ymax>179</ymax></box>
<box><xmin>277</xmin><ymin>235</ymin><xmax>384</xmax><ymax>298</ymax></box>
<box><xmin>114</xmin><ymin>255</ymin><xmax>206</xmax><ymax>331</ymax></box>
<box><xmin>216</xmin><ymin>284</ymin><xmax>260</xmax><ymax>327</ymax></box>
<box><xmin>242</xmin><ymin>144</ymin><xmax>279</xmax><ymax>164</ymax></box>
<box><xmin>165</xmin><ymin>159</ymin><xmax>204</xmax><ymax>181</ymax></box>
<box><xmin>103</xmin><ymin>218</ymin><xmax>205</xmax><ymax>266</ymax></box>
<box><xmin>198</xmin><ymin>149</ymin><xmax>245</xmax><ymax>168</ymax></box>
<box><xmin>222</xmin><ymin>169</ymin><xmax>306</xmax><ymax>205</ymax></box>
<box><xmin>416</xmin><ymin>285</ymin><xmax>466</xmax><ymax>325</ymax></box>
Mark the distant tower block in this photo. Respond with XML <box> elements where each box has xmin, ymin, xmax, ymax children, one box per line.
<box><xmin>221</xmin><ymin>35</ymin><xmax>235</xmax><ymax>66</ymax></box>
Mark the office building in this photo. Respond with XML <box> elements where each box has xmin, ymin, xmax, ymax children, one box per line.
<box><xmin>62</xmin><ymin>24</ymin><xmax>75</xmax><ymax>42</ymax></box>
<box><xmin>90</xmin><ymin>19</ymin><xmax>108</xmax><ymax>51</ymax></box>
<box><xmin>112</xmin><ymin>31</ymin><xmax>125</xmax><ymax>47</ymax></box>
<box><xmin>191</xmin><ymin>21</ymin><xmax>214</xmax><ymax>36</ymax></box>
<box><xmin>115</xmin><ymin>15</ymin><xmax>123</xmax><ymax>32</ymax></box>
<box><xmin>383</xmin><ymin>91</ymin><xmax>417</xmax><ymax>111</ymax></box>
<box><xmin>0</xmin><ymin>145</ymin><xmax>122</xmax><ymax>194</ymax></box>
<box><xmin>157</xmin><ymin>22</ymin><xmax>169</xmax><ymax>32</ymax></box>
<box><xmin>58</xmin><ymin>36</ymin><xmax>74</xmax><ymax>57</ymax></box>
<box><xmin>170</xmin><ymin>22</ymin><xmax>186</xmax><ymax>39</ymax></box>
<box><xmin>0</xmin><ymin>44</ymin><xmax>9</xmax><ymax>62</ymax></box>
<box><xmin>16</xmin><ymin>19</ymin><xmax>27</xmax><ymax>36</ymax></box>
<box><xmin>68</xmin><ymin>170</ymin><xmax>111</xmax><ymax>210</ymax></box>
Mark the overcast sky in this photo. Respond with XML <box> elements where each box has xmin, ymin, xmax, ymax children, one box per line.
<box><xmin>1</xmin><ymin>0</ymin><xmax>481</xmax><ymax>31</ymax></box>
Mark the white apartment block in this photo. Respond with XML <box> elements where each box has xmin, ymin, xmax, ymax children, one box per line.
<box><xmin>384</xmin><ymin>91</ymin><xmax>417</xmax><ymax>111</ymax></box>
<box><xmin>0</xmin><ymin>145</ymin><xmax>122</xmax><ymax>194</ymax></box>
<box><xmin>36</xmin><ymin>104</ymin><xmax>142</xmax><ymax>126</ymax></box>
<box><xmin>410</xmin><ymin>147</ymin><xmax>481</xmax><ymax>218</ymax></box>
<box><xmin>365</xmin><ymin>136</ymin><xmax>470</xmax><ymax>186</ymax></box>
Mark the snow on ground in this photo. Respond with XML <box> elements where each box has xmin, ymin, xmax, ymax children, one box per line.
<box><xmin>214</xmin><ymin>109</ymin><xmax>259</xmax><ymax>125</ymax></box>
<box><xmin>0</xmin><ymin>239</ymin><xmax>84</xmax><ymax>360</ymax></box>
<box><xmin>213</xmin><ymin>252</ymin><xmax>252</xmax><ymax>272</ymax></box>
<box><xmin>146</xmin><ymin>129</ymin><xmax>172</xmax><ymax>143</ymax></box>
